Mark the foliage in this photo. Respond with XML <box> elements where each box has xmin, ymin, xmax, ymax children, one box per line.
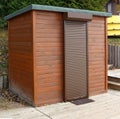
<box><xmin>0</xmin><ymin>29</ymin><xmax>8</xmax><ymax>75</ymax></box>
<box><xmin>108</xmin><ymin>37</ymin><xmax>120</xmax><ymax>46</ymax></box>
<box><xmin>0</xmin><ymin>0</ymin><xmax>109</xmax><ymax>28</ymax></box>
<box><xmin>0</xmin><ymin>0</ymin><xmax>9</xmax><ymax>28</ymax></box>
<box><xmin>65</xmin><ymin>0</ymin><xmax>109</xmax><ymax>11</ymax></box>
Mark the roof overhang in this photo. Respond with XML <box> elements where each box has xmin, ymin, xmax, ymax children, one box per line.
<box><xmin>4</xmin><ymin>4</ymin><xmax>112</xmax><ymax>21</ymax></box>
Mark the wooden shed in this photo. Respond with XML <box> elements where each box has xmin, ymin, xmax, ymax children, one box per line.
<box><xmin>5</xmin><ymin>4</ymin><xmax>111</xmax><ymax>106</ymax></box>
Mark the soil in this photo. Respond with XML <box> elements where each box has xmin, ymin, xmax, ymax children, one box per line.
<box><xmin>0</xmin><ymin>89</ymin><xmax>29</xmax><ymax>111</ymax></box>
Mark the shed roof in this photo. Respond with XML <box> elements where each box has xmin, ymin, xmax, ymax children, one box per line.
<box><xmin>4</xmin><ymin>4</ymin><xmax>112</xmax><ymax>20</ymax></box>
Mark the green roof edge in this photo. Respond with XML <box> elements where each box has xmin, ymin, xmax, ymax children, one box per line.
<box><xmin>4</xmin><ymin>4</ymin><xmax>112</xmax><ymax>20</ymax></box>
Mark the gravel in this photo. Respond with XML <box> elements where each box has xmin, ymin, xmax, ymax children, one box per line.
<box><xmin>0</xmin><ymin>89</ymin><xmax>29</xmax><ymax>110</ymax></box>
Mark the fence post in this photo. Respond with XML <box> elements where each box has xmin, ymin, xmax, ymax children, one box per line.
<box><xmin>115</xmin><ymin>46</ymin><xmax>118</xmax><ymax>67</ymax></box>
<box><xmin>118</xmin><ymin>46</ymin><xmax>120</xmax><ymax>68</ymax></box>
<box><xmin>109</xmin><ymin>45</ymin><xmax>112</xmax><ymax>64</ymax></box>
<box><xmin>0</xmin><ymin>75</ymin><xmax>8</xmax><ymax>89</ymax></box>
<box><xmin>0</xmin><ymin>76</ymin><xmax>3</xmax><ymax>89</ymax></box>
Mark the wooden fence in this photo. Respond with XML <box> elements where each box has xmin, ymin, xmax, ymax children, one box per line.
<box><xmin>0</xmin><ymin>75</ymin><xmax>8</xmax><ymax>89</ymax></box>
<box><xmin>108</xmin><ymin>45</ymin><xmax>120</xmax><ymax>68</ymax></box>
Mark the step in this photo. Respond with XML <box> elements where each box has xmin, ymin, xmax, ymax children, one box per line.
<box><xmin>108</xmin><ymin>81</ymin><xmax>120</xmax><ymax>91</ymax></box>
<box><xmin>108</xmin><ymin>76</ymin><xmax>120</xmax><ymax>83</ymax></box>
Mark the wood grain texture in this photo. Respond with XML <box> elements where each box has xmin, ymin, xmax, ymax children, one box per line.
<box><xmin>104</xmin><ymin>18</ymin><xmax>108</xmax><ymax>91</ymax></box>
<box><xmin>8</xmin><ymin>10</ymin><xmax>107</xmax><ymax>106</ymax></box>
<box><xmin>8</xmin><ymin>11</ymin><xmax>34</xmax><ymax>104</ymax></box>
<box><xmin>32</xmin><ymin>11</ymin><xmax>37</xmax><ymax>106</ymax></box>
<box><xmin>88</xmin><ymin>16</ymin><xmax>107</xmax><ymax>96</ymax></box>
<box><xmin>35</xmin><ymin>11</ymin><xmax>64</xmax><ymax>106</ymax></box>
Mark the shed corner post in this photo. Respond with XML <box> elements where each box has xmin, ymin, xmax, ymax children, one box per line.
<box><xmin>104</xmin><ymin>17</ymin><xmax>108</xmax><ymax>92</ymax></box>
<box><xmin>86</xmin><ymin>21</ymin><xmax>89</xmax><ymax>97</ymax></box>
<box><xmin>32</xmin><ymin>10</ymin><xmax>37</xmax><ymax>106</ymax></box>
<box><xmin>8</xmin><ymin>20</ymin><xmax>11</xmax><ymax>89</ymax></box>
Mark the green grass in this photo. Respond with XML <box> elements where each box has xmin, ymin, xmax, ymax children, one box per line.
<box><xmin>108</xmin><ymin>37</ymin><xmax>120</xmax><ymax>46</ymax></box>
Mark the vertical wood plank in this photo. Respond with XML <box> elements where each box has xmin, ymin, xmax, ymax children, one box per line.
<box><xmin>8</xmin><ymin>21</ymin><xmax>10</xmax><ymax>88</ymax></box>
<box><xmin>32</xmin><ymin>11</ymin><xmax>37</xmax><ymax>105</ymax></box>
<box><xmin>118</xmin><ymin>46</ymin><xmax>120</xmax><ymax>68</ymax></box>
<box><xmin>110</xmin><ymin>45</ymin><xmax>112</xmax><ymax>64</ymax></box>
<box><xmin>108</xmin><ymin>45</ymin><xmax>120</xmax><ymax>68</ymax></box>
<box><xmin>115</xmin><ymin>46</ymin><xmax>118</xmax><ymax>67</ymax></box>
<box><xmin>108</xmin><ymin>45</ymin><xmax>110</xmax><ymax>64</ymax></box>
<box><xmin>109</xmin><ymin>45</ymin><xmax>111</xmax><ymax>64</ymax></box>
<box><xmin>104</xmin><ymin>18</ymin><xmax>108</xmax><ymax>91</ymax></box>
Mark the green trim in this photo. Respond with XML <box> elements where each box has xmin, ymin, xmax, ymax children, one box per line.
<box><xmin>4</xmin><ymin>5</ymin><xmax>32</xmax><ymax>20</ymax></box>
<box><xmin>4</xmin><ymin>4</ymin><xmax>112</xmax><ymax>20</ymax></box>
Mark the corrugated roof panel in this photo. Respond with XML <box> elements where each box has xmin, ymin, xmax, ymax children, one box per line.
<box><xmin>107</xmin><ymin>15</ymin><xmax>120</xmax><ymax>23</ymax></box>
<box><xmin>108</xmin><ymin>24</ymin><xmax>120</xmax><ymax>30</ymax></box>
<box><xmin>108</xmin><ymin>30</ymin><xmax>120</xmax><ymax>36</ymax></box>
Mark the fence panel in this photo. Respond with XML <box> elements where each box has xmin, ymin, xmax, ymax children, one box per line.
<box><xmin>108</xmin><ymin>45</ymin><xmax>120</xmax><ymax>68</ymax></box>
<box><xmin>0</xmin><ymin>75</ymin><xmax>8</xmax><ymax>89</ymax></box>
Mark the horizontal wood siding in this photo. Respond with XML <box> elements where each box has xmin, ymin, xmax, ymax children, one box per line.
<box><xmin>88</xmin><ymin>16</ymin><xmax>107</xmax><ymax>96</ymax></box>
<box><xmin>8</xmin><ymin>11</ymin><xmax>34</xmax><ymax>104</ymax></box>
<box><xmin>8</xmin><ymin>10</ymin><xmax>107</xmax><ymax>106</ymax></box>
<box><xmin>35</xmin><ymin>11</ymin><xmax>63</xmax><ymax>105</ymax></box>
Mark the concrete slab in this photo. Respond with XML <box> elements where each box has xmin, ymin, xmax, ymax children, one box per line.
<box><xmin>0</xmin><ymin>107</ymin><xmax>49</xmax><ymax>119</ymax></box>
<box><xmin>37</xmin><ymin>90</ymin><xmax>120</xmax><ymax>119</ymax></box>
<box><xmin>0</xmin><ymin>90</ymin><xmax>120</xmax><ymax>119</ymax></box>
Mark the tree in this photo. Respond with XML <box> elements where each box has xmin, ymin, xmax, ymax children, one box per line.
<box><xmin>0</xmin><ymin>0</ymin><xmax>10</xmax><ymax>27</ymax></box>
<box><xmin>0</xmin><ymin>0</ymin><xmax>109</xmax><ymax>28</ymax></box>
<box><xmin>65</xmin><ymin>0</ymin><xmax>109</xmax><ymax>11</ymax></box>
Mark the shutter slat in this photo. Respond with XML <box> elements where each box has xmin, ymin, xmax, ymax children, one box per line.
<box><xmin>64</xmin><ymin>21</ymin><xmax>88</xmax><ymax>100</ymax></box>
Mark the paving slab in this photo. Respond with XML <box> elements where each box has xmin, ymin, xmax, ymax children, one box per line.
<box><xmin>37</xmin><ymin>90</ymin><xmax>120</xmax><ymax>119</ymax></box>
<box><xmin>0</xmin><ymin>107</ymin><xmax>49</xmax><ymax>119</ymax></box>
<box><xmin>0</xmin><ymin>89</ymin><xmax>120</xmax><ymax>119</ymax></box>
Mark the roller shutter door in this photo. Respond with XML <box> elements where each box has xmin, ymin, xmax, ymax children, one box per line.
<box><xmin>64</xmin><ymin>21</ymin><xmax>88</xmax><ymax>101</ymax></box>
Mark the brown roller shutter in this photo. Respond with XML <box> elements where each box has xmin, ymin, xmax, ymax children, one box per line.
<box><xmin>64</xmin><ymin>21</ymin><xmax>88</xmax><ymax>101</ymax></box>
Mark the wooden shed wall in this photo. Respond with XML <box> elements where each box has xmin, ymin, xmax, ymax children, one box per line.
<box><xmin>8</xmin><ymin>11</ymin><xmax>34</xmax><ymax>104</ymax></box>
<box><xmin>8</xmin><ymin>10</ymin><xmax>107</xmax><ymax>106</ymax></box>
<box><xmin>34</xmin><ymin>12</ymin><xmax>107</xmax><ymax>105</ymax></box>
<box><xmin>88</xmin><ymin>16</ymin><xmax>107</xmax><ymax>96</ymax></box>
<box><xmin>34</xmin><ymin>11</ymin><xmax>64</xmax><ymax>105</ymax></box>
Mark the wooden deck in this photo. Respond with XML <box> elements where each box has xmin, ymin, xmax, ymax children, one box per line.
<box><xmin>108</xmin><ymin>69</ymin><xmax>120</xmax><ymax>90</ymax></box>
<box><xmin>108</xmin><ymin>69</ymin><xmax>120</xmax><ymax>78</ymax></box>
<box><xmin>0</xmin><ymin>90</ymin><xmax>120</xmax><ymax>119</ymax></box>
